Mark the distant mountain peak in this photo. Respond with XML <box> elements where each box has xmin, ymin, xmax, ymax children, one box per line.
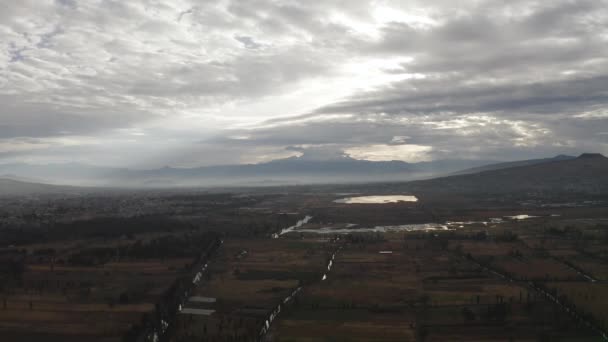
<box><xmin>578</xmin><ymin>153</ymin><xmax>606</xmax><ymax>159</ymax></box>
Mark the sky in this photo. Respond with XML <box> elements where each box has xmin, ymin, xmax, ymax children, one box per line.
<box><xmin>1</xmin><ymin>0</ymin><xmax>607</xmax><ymax>168</ymax></box>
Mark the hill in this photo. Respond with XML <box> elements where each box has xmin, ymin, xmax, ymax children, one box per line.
<box><xmin>407</xmin><ymin>153</ymin><xmax>608</xmax><ymax>195</ymax></box>
<box><xmin>453</xmin><ymin>155</ymin><xmax>576</xmax><ymax>175</ymax></box>
<box><xmin>0</xmin><ymin>178</ymin><xmax>79</xmax><ymax>196</ymax></box>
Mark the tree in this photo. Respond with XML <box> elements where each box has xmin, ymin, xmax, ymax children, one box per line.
<box><xmin>416</xmin><ymin>325</ymin><xmax>429</xmax><ymax>342</ymax></box>
<box><xmin>462</xmin><ymin>307</ymin><xmax>476</xmax><ymax>322</ymax></box>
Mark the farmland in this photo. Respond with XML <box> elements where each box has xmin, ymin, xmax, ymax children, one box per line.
<box><xmin>0</xmin><ymin>188</ymin><xmax>607</xmax><ymax>341</ymax></box>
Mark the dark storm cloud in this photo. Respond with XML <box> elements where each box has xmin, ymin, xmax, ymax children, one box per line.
<box><xmin>318</xmin><ymin>75</ymin><xmax>608</xmax><ymax>117</ymax></box>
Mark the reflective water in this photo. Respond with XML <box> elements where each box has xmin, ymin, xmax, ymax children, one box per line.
<box><xmin>278</xmin><ymin>215</ymin><xmax>313</xmax><ymax>236</ymax></box>
<box><xmin>295</xmin><ymin>223</ymin><xmax>448</xmax><ymax>234</ymax></box>
<box><xmin>334</xmin><ymin>195</ymin><xmax>418</xmax><ymax>204</ymax></box>
<box><xmin>505</xmin><ymin>214</ymin><xmax>538</xmax><ymax>220</ymax></box>
<box><xmin>279</xmin><ymin>213</ymin><xmax>549</xmax><ymax>236</ymax></box>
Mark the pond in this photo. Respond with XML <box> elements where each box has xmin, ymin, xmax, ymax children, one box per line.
<box><xmin>504</xmin><ymin>214</ymin><xmax>538</xmax><ymax>220</ymax></box>
<box><xmin>334</xmin><ymin>195</ymin><xmax>418</xmax><ymax>204</ymax></box>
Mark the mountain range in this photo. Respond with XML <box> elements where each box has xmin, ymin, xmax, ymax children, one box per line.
<box><xmin>2</xmin><ymin>153</ymin><xmax>607</xmax><ymax>196</ymax></box>
<box><xmin>0</xmin><ymin>155</ymin><xmax>501</xmax><ymax>188</ymax></box>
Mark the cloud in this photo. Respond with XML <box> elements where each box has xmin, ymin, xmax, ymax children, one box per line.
<box><xmin>0</xmin><ymin>0</ymin><xmax>606</xmax><ymax>167</ymax></box>
<box><xmin>345</xmin><ymin>144</ymin><xmax>433</xmax><ymax>162</ymax></box>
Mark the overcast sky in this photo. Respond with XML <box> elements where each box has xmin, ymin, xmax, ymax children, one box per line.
<box><xmin>1</xmin><ymin>0</ymin><xmax>607</xmax><ymax>168</ymax></box>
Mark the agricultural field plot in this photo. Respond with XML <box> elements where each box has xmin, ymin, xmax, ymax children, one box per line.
<box><xmin>455</xmin><ymin>240</ymin><xmax>524</xmax><ymax>258</ymax></box>
<box><xmin>513</xmin><ymin>223</ymin><xmax>608</xmax><ymax>282</ymax></box>
<box><xmin>564</xmin><ymin>256</ymin><xmax>608</xmax><ymax>281</ymax></box>
<box><xmin>270</xmin><ymin>233</ymin><xmax>593</xmax><ymax>342</ymax></box>
<box><xmin>271</xmin><ymin>239</ymin><xmax>419</xmax><ymax>341</ymax></box>
<box><xmin>0</xmin><ymin>230</ymin><xmax>220</xmax><ymax>342</ymax></box>
<box><xmin>173</xmin><ymin>238</ymin><xmax>334</xmax><ymax>341</ymax></box>
<box><xmin>492</xmin><ymin>257</ymin><xmax>581</xmax><ymax>281</ymax></box>
<box><xmin>547</xmin><ymin>282</ymin><xmax>608</xmax><ymax>332</ymax></box>
<box><xmin>0</xmin><ymin>254</ymin><xmax>190</xmax><ymax>341</ymax></box>
<box><xmin>451</xmin><ymin>235</ymin><xmax>586</xmax><ymax>282</ymax></box>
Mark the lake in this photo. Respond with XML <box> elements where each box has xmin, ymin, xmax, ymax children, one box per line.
<box><xmin>334</xmin><ymin>195</ymin><xmax>418</xmax><ymax>204</ymax></box>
